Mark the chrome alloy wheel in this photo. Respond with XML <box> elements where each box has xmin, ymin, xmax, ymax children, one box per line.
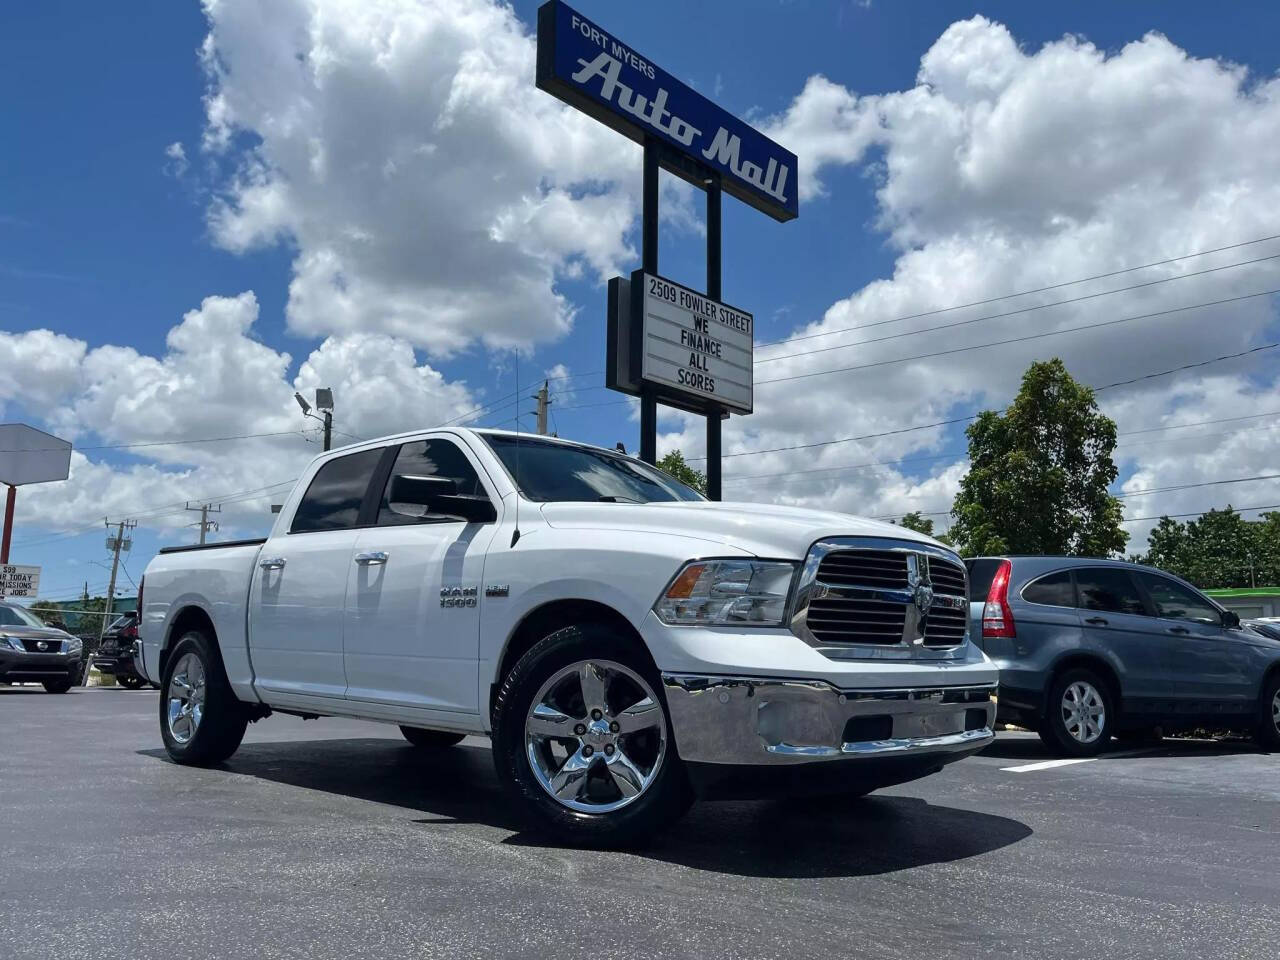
<box><xmin>166</xmin><ymin>652</ymin><xmax>206</xmax><ymax>745</ymax></box>
<box><xmin>524</xmin><ymin>660</ymin><xmax>667</xmax><ymax>814</ymax></box>
<box><xmin>1272</xmin><ymin>689</ymin><xmax>1280</xmax><ymax>735</ymax></box>
<box><xmin>1061</xmin><ymin>680</ymin><xmax>1105</xmax><ymax>744</ymax></box>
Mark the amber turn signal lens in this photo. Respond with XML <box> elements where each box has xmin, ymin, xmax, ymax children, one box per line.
<box><xmin>665</xmin><ymin>563</ymin><xmax>707</xmax><ymax>599</ymax></box>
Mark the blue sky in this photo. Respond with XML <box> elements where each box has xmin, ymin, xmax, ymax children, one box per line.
<box><xmin>3</xmin><ymin>0</ymin><xmax>1280</xmax><ymax>604</ymax></box>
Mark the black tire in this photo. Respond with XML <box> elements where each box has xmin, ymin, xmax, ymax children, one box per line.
<box><xmin>118</xmin><ymin>674</ymin><xmax>146</xmax><ymax>691</ymax></box>
<box><xmin>1038</xmin><ymin>667</ymin><xmax>1115</xmax><ymax>757</ymax></box>
<box><xmin>159</xmin><ymin>631</ymin><xmax>248</xmax><ymax>766</ymax></box>
<box><xmin>1256</xmin><ymin>673</ymin><xmax>1280</xmax><ymax>751</ymax></box>
<box><xmin>492</xmin><ymin>624</ymin><xmax>691</xmax><ymax>846</ymax></box>
<box><xmin>400</xmin><ymin>726</ymin><xmax>466</xmax><ymax>749</ymax></box>
<box><xmin>43</xmin><ymin>678</ymin><xmax>74</xmax><ymax>694</ymax></box>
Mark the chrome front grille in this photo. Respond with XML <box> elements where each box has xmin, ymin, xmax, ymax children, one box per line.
<box><xmin>792</xmin><ymin>539</ymin><xmax>969</xmax><ymax>654</ymax></box>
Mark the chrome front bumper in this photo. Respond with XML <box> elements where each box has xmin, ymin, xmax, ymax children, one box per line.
<box><xmin>662</xmin><ymin>674</ymin><xmax>996</xmax><ymax>766</ymax></box>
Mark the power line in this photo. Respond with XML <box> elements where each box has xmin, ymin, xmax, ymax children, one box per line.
<box><xmin>690</xmin><ymin>337</ymin><xmax>1280</xmax><ymax>463</ymax></box>
<box><xmin>755</xmin><ymin>288</ymin><xmax>1280</xmax><ymax>386</ymax></box>
<box><xmin>1116</xmin><ymin>472</ymin><xmax>1280</xmax><ymax>500</ymax></box>
<box><xmin>1119</xmin><ymin>503</ymin><xmax>1280</xmax><ymax>524</ymax></box>
<box><xmin>754</xmin><ymin>232</ymin><xmax>1280</xmax><ymax>350</ymax></box>
<box><xmin>720</xmin><ymin>414</ymin><xmax>1280</xmax><ymax>485</ymax></box>
<box><xmin>755</xmin><ymin>253</ymin><xmax>1280</xmax><ymax>365</ymax></box>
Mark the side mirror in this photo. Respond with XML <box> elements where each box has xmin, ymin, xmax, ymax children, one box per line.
<box><xmin>388</xmin><ymin>474</ymin><xmax>496</xmax><ymax>524</ymax></box>
<box><xmin>1223</xmin><ymin>610</ymin><xmax>1241</xmax><ymax>629</ymax></box>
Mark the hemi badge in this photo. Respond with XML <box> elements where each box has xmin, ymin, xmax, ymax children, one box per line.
<box><xmin>485</xmin><ymin>584</ymin><xmax>510</xmax><ymax>598</ymax></box>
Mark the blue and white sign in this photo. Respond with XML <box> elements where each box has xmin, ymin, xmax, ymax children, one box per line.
<box><xmin>536</xmin><ymin>1</ymin><xmax>798</xmax><ymax>222</ymax></box>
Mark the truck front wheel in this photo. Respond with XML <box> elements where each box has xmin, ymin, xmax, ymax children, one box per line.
<box><xmin>159</xmin><ymin>631</ymin><xmax>248</xmax><ymax>766</ymax></box>
<box><xmin>492</xmin><ymin>624</ymin><xmax>691</xmax><ymax>846</ymax></box>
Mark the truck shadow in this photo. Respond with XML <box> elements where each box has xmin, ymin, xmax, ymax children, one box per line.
<box><xmin>139</xmin><ymin>737</ymin><xmax>1032</xmax><ymax>879</ymax></box>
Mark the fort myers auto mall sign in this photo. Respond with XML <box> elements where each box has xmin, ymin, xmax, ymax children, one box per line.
<box><xmin>536</xmin><ymin>1</ymin><xmax>795</xmax><ymax>487</ymax></box>
<box><xmin>536</xmin><ymin>1</ymin><xmax>797</xmax><ymax>222</ymax></box>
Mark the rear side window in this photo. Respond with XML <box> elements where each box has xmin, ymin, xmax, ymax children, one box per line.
<box><xmin>1076</xmin><ymin>568</ymin><xmax>1147</xmax><ymax>616</ymax></box>
<box><xmin>1021</xmin><ymin>570</ymin><xmax>1075</xmax><ymax>607</ymax></box>
<box><xmin>377</xmin><ymin>439</ymin><xmax>487</xmax><ymax>525</ymax></box>
<box><xmin>1135</xmin><ymin>572</ymin><xmax>1221</xmax><ymax>624</ymax></box>
<box><xmin>965</xmin><ymin>558</ymin><xmax>1002</xmax><ymax>602</ymax></box>
<box><xmin>290</xmin><ymin>448</ymin><xmax>383</xmax><ymax>533</ymax></box>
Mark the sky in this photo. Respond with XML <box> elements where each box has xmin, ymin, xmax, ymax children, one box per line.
<box><xmin>2</xmin><ymin>0</ymin><xmax>1280</xmax><ymax>607</ymax></box>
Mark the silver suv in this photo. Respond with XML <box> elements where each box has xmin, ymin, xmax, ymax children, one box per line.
<box><xmin>966</xmin><ymin>556</ymin><xmax>1280</xmax><ymax>756</ymax></box>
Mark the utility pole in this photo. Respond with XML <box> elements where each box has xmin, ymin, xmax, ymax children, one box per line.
<box><xmin>185</xmin><ymin>502</ymin><xmax>221</xmax><ymax>544</ymax></box>
<box><xmin>322</xmin><ymin>410</ymin><xmax>332</xmax><ymax>451</ymax></box>
<box><xmin>295</xmin><ymin>388</ymin><xmax>334</xmax><ymax>451</ymax></box>
<box><xmin>533</xmin><ymin>381</ymin><xmax>551</xmax><ymax>436</ymax></box>
<box><xmin>91</xmin><ymin>519</ymin><xmax>135</xmax><ymax>681</ymax></box>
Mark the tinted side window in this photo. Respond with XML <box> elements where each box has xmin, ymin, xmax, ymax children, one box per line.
<box><xmin>290</xmin><ymin>449</ymin><xmax>383</xmax><ymax>533</ymax></box>
<box><xmin>1021</xmin><ymin>570</ymin><xmax>1075</xmax><ymax>607</ymax></box>
<box><xmin>966</xmin><ymin>558</ymin><xmax>1002</xmax><ymax>602</ymax></box>
<box><xmin>1076</xmin><ymin>568</ymin><xmax>1147</xmax><ymax>616</ymax></box>
<box><xmin>377</xmin><ymin>439</ymin><xmax>486</xmax><ymax>525</ymax></box>
<box><xmin>1136</xmin><ymin>573</ymin><xmax>1221</xmax><ymax>624</ymax></box>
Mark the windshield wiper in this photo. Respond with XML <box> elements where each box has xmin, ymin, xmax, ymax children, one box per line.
<box><xmin>597</xmin><ymin>495</ymin><xmax>643</xmax><ymax>503</ymax></box>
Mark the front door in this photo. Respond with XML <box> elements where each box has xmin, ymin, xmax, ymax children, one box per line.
<box><xmin>342</xmin><ymin>437</ymin><xmax>500</xmax><ymax>714</ymax></box>
<box><xmin>1133</xmin><ymin>571</ymin><xmax>1256</xmax><ymax>718</ymax></box>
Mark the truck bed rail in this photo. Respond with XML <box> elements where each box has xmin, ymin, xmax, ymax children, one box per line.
<box><xmin>157</xmin><ymin>538</ymin><xmax>268</xmax><ymax>555</ymax></box>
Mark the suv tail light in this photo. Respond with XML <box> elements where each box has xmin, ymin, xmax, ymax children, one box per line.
<box><xmin>982</xmin><ymin>559</ymin><xmax>1016</xmax><ymax>639</ymax></box>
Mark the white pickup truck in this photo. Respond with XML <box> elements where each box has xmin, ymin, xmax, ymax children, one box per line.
<box><xmin>138</xmin><ymin>428</ymin><xmax>996</xmax><ymax>843</ymax></box>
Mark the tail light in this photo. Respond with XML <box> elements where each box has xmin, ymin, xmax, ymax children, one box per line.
<box><xmin>123</xmin><ymin>623</ymin><xmax>138</xmax><ymax>639</ymax></box>
<box><xmin>982</xmin><ymin>559</ymin><xmax>1016</xmax><ymax>639</ymax></box>
<box><xmin>135</xmin><ymin>577</ymin><xmax>144</xmax><ymax>634</ymax></box>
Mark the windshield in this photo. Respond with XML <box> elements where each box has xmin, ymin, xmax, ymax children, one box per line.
<box><xmin>0</xmin><ymin>604</ymin><xmax>48</xmax><ymax>628</ymax></box>
<box><xmin>482</xmin><ymin>435</ymin><xmax>705</xmax><ymax>504</ymax></box>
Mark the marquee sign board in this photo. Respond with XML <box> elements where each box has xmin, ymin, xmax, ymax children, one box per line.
<box><xmin>536</xmin><ymin>0</ymin><xmax>798</xmax><ymax>222</ymax></box>
<box><xmin>0</xmin><ymin>424</ymin><xmax>71</xmax><ymax>487</ymax></box>
<box><xmin>0</xmin><ymin>564</ymin><xmax>40</xmax><ymax>599</ymax></box>
<box><xmin>625</xmin><ymin>271</ymin><xmax>753</xmax><ymax>415</ymax></box>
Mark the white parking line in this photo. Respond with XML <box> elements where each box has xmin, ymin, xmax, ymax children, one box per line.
<box><xmin>1000</xmin><ymin>746</ymin><xmax>1159</xmax><ymax>773</ymax></box>
<box><xmin>1001</xmin><ymin>757</ymin><xmax>1098</xmax><ymax>773</ymax></box>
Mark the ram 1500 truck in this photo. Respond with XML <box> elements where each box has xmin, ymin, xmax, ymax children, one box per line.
<box><xmin>138</xmin><ymin>428</ymin><xmax>996</xmax><ymax>843</ymax></box>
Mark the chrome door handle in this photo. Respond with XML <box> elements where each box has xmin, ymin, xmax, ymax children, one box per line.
<box><xmin>354</xmin><ymin>551</ymin><xmax>389</xmax><ymax>566</ymax></box>
<box><xmin>259</xmin><ymin>557</ymin><xmax>287</xmax><ymax>570</ymax></box>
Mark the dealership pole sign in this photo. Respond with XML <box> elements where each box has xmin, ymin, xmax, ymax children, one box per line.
<box><xmin>536</xmin><ymin>1</ymin><xmax>797</xmax><ymax>222</ymax></box>
<box><xmin>537</xmin><ymin>1</ymin><xmax>795</xmax><ymax>494</ymax></box>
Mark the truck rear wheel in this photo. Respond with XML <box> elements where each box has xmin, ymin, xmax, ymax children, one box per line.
<box><xmin>492</xmin><ymin>624</ymin><xmax>691</xmax><ymax>846</ymax></box>
<box><xmin>159</xmin><ymin>631</ymin><xmax>248</xmax><ymax>766</ymax></box>
<box><xmin>399</xmin><ymin>726</ymin><xmax>465</xmax><ymax>749</ymax></box>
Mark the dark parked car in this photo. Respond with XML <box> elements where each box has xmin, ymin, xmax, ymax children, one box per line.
<box><xmin>966</xmin><ymin>556</ymin><xmax>1280</xmax><ymax>756</ymax></box>
<box><xmin>0</xmin><ymin>602</ymin><xmax>83</xmax><ymax>693</ymax></box>
<box><xmin>92</xmin><ymin>612</ymin><xmax>150</xmax><ymax>689</ymax></box>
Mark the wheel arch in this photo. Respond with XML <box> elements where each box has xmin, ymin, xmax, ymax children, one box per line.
<box><xmin>159</xmin><ymin>604</ymin><xmax>219</xmax><ymax>680</ymax></box>
<box><xmin>1044</xmin><ymin>652</ymin><xmax>1123</xmax><ymax>716</ymax></box>
<box><xmin>490</xmin><ymin>598</ymin><xmax>653</xmax><ymax>725</ymax></box>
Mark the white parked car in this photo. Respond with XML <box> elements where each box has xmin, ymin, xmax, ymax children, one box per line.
<box><xmin>138</xmin><ymin>429</ymin><xmax>996</xmax><ymax>844</ymax></box>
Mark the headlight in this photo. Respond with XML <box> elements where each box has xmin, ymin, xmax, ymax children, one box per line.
<box><xmin>1</xmin><ymin>636</ymin><xmax>25</xmax><ymax>652</ymax></box>
<box><xmin>65</xmin><ymin>637</ymin><xmax>83</xmax><ymax>655</ymax></box>
<box><xmin>655</xmin><ymin>559</ymin><xmax>797</xmax><ymax>626</ymax></box>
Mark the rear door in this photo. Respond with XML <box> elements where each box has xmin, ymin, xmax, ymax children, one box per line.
<box><xmin>1073</xmin><ymin>566</ymin><xmax>1167</xmax><ymax>709</ymax></box>
<box><xmin>342</xmin><ymin>437</ymin><xmax>500</xmax><ymax>714</ymax></box>
<box><xmin>248</xmin><ymin>447</ymin><xmax>384</xmax><ymax>699</ymax></box>
<box><xmin>1133</xmin><ymin>571</ymin><xmax>1255</xmax><ymax>718</ymax></box>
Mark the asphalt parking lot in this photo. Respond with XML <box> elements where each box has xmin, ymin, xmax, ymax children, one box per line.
<box><xmin>2</xmin><ymin>687</ymin><xmax>1277</xmax><ymax>960</ymax></box>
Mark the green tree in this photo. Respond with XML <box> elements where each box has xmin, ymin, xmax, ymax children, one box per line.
<box><xmin>949</xmin><ymin>358</ymin><xmax>1127</xmax><ymax>557</ymax></box>
<box><xmin>1135</xmin><ymin>506</ymin><xmax>1271</xmax><ymax>588</ymax></box>
<box><xmin>895</xmin><ymin>511</ymin><xmax>935</xmax><ymax>537</ymax></box>
<box><xmin>656</xmin><ymin>450</ymin><xmax>707</xmax><ymax>495</ymax></box>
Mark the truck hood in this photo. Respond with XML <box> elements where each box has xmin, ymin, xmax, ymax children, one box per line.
<box><xmin>538</xmin><ymin>500</ymin><xmax>948</xmax><ymax>560</ymax></box>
